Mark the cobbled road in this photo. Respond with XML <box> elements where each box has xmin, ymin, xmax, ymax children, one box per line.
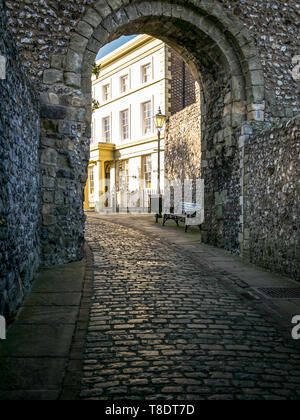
<box><xmin>81</xmin><ymin>217</ymin><xmax>300</xmax><ymax>400</ymax></box>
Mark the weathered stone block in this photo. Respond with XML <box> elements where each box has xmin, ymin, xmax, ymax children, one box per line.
<box><xmin>65</xmin><ymin>50</ymin><xmax>83</xmax><ymax>73</ymax></box>
<box><xmin>51</xmin><ymin>55</ymin><xmax>63</xmax><ymax>70</ymax></box>
<box><xmin>247</xmin><ymin>86</ymin><xmax>265</xmax><ymax>103</ymax></box>
<box><xmin>43</xmin><ymin>191</ymin><xmax>54</xmax><ymax>203</ymax></box>
<box><xmin>76</xmin><ymin>20</ymin><xmax>94</xmax><ymax>39</ymax></box>
<box><xmin>40</xmin><ymin>148</ymin><xmax>57</xmax><ymax>166</ymax></box>
<box><xmin>232</xmin><ymin>101</ymin><xmax>246</xmax><ymax>115</ymax></box>
<box><xmin>87</xmin><ymin>37</ymin><xmax>102</xmax><ymax>54</ymax></box>
<box><xmin>42</xmin><ymin>204</ymin><xmax>54</xmax><ymax>216</ymax></box>
<box><xmin>93</xmin><ymin>25</ymin><xmax>109</xmax><ymax>43</ymax></box>
<box><xmin>42</xmin><ymin>215</ymin><xmax>57</xmax><ymax>226</ymax></box>
<box><xmin>83</xmin><ymin>8</ymin><xmax>102</xmax><ymax>28</ymax></box>
<box><xmin>94</xmin><ymin>0</ymin><xmax>112</xmax><ymax>19</ymax></box>
<box><xmin>43</xmin><ymin>69</ymin><xmax>63</xmax><ymax>84</ymax></box>
<box><xmin>58</xmin><ymin>121</ymin><xmax>72</xmax><ymax>135</ymax></box>
<box><xmin>55</xmin><ymin>191</ymin><xmax>64</xmax><ymax>205</ymax></box>
<box><xmin>40</xmin><ymin>104</ymin><xmax>67</xmax><ymax>120</ymax></box>
<box><xmin>77</xmin><ymin>108</ymin><xmax>86</xmax><ymax>122</ymax></box>
<box><xmin>69</xmin><ymin>34</ymin><xmax>89</xmax><ymax>54</ymax></box>
<box><xmin>65</xmin><ymin>72</ymin><xmax>81</xmax><ymax>89</ymax></box>
<box><xmin>247</xmin><ymin>102</ymin><xmax>265</xmax><ymax>112</ymax></box>
<box><xmin>232</xmin><ymin>113</ymin><xmax>246</xmax><ymax>127</ymax></box>
<box><xmin>41</xmin><ymin>119</ymin><xmax>58</xmax><ymax>134</ymax></box>
<box><xmin>48</xmin><ymin>93</ymin><xmax>59</xmax><ymax>105</ymax></box>
<box><xmin>217</xmin><ymin>205</ymin><xmax>223</xmax><ymax>220</ymax></box>
<box><xmin>225</xmin><ymin>135</ymin><xmax>234</xmax><ymax>147</ymax></box>
<box><xmin>42</xmin><ymin>176</ymin><xmax>55</xmax><ymax>189</ymax></box>
<box><xmin>247</xmin><ymin>110</ymin><xmax>265</xmax><ymax>122</ymax></box>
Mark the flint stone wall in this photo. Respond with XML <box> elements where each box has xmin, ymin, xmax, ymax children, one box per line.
<box><xmin>4</xmin><ymin>0</ymin><xmax>299</xmax><ymax>120</ymax></box>
<box><xmin>0</xmin><ymin>0</ymin><xmax>298</xmax><ymax>308</ymax></box>
<box><xmin>244</xmin><ymin>116</ymin><xmax>300</xmax><ymax>280</ymax></box>
<box><xmin>3</xmin><ymin>0</ymin><xmax>299</xmax><ymax>263</ymax></box>
<box><xmin>0</xmin><ymin>0</ymin><xmax>40</xmax><ymax>318</ymax></box>
<box><xmin>165</xmin><ymin>102</ymin><xmax>202</xmax><ymax>182</ymax></box>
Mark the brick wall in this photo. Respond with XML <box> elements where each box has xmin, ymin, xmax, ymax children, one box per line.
<box><xmin>168</xmin><ymin>48</ymin><xmax>196</xmax><ymax>116</ymax></box>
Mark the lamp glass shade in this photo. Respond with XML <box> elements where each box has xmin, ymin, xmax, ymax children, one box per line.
<box><xmin>155</xmin><ymin>108</ymin><xmax>166</xmax><ymax>129</ymax></box>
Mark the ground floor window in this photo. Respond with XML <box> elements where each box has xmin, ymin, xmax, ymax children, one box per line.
<box><xmin>142</xmin><ymin>101</ymin><xmax>152</xmax><ymax>135</ymax></box>
<box><xmin>88</xmin><ymin>166</ymin><xmax>95</xmax><ymax>196</ymax></box>
<box><xmin>119</xmin><ymin>160</ymin><xmax>129</xmax><ymax>191</ymax></box>
<box><xmin>142</xmin><ymin>155</ymin><xmax>152</xmax><ymax>189</ymax></box>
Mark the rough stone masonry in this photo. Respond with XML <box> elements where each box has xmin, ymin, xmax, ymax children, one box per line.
<box><xmin>0</xmin><ymin>0</ymin><xmax>299</xmax><ymax>317</ymax></box>
<box><xmin>0</xmin><ymin>0</ymin><xmax>40</xmax><ymax>319</ymax></box>
<box><xmin>244</xmin><ymin>117</ymin><xmax>300</xmax><ymax>280</ymax></box>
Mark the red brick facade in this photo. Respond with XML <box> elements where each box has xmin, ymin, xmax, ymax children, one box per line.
<box><xmin>168</xmin><ymin>48</ymin><xmax>197</xmax><ymax>115</ymax></box>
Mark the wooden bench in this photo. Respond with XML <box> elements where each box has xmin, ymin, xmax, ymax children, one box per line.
<box><xmin>163</xmin><ymin>202</ymin><xmax>203</xmax><ymax>232</ymax></box>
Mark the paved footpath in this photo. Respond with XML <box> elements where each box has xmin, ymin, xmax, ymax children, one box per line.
<box><xmin>81</xmin><ymin>216</ymin><xmax>300</xmax><ymax>400</ymax></box>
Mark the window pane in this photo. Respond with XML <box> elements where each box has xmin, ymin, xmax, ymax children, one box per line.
<box><xmin>121</xmin><ymin>110</ymin><xmax>129</xmax><ymax>140</ymax></box>
<box><xmin>103</xmin><ymin>117</ymin><xmax>111</xmax><ymax>142</ymax></box>
<box><xmin>89</xmin><ymin>167</ymin><xmax>94</xmax><ymax>195</ymax></box>
<box><xmin>142</xmin><ymin>64</ymin><xmax>151</xmax><ymax>83</ymax></box>
<box><xmin>119</xmin><ymin>160</ymin><xmax>129</xmax><ymax>191</ymax></box>
<box><xmin>91</xmin><ymin>120</ymin><xmax>97</xmax><ymax>145</ymax></box>
<box><xmin>143</xmin><ymin>155</ymin><xmax>152</xmax><ymax>189</ymax></box>
<box><xmin>121</xmin><ymin>75</ymin><xmax>128</xmax><ymax>93</ymax></box>
<box><xmin>143</xmin><ymin>102</ymin><xmax>152</xmax><ymax>134</ymax></box>
<box><xmin>103</xmin><ymin>84</ymin><xmax>110</xmax><ymax>101</ymax></box>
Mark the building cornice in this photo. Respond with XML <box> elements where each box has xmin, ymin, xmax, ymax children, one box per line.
<box><xmin>95</xmin><ymin>35</ymin><xmax>153</xmax><ymax>69</ymax></box>
<box><xmin>93</xmin><ymin>77</ymin><xmax>167</xmax><ymax>111</ymax></box>
<box><xmin>92</xmin><ymin>41</ymin><xmax>164</xmax><ymax>85</ymax></box>
<box><xmin>115</xmin><ymin>135</ymin><xmax>165</xmax><ymax>151</ymax></box>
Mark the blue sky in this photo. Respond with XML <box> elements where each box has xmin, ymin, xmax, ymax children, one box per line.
<box><xmin>96</xmin><ymin>35</ymin><xmax>138</xmax><ymax>61</ymax></box>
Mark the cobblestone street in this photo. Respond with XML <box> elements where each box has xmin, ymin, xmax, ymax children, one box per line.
<box><xmin>80</xmin><ymin>216</ymin><xmax>300</xmax><ymax>400</ymax></box>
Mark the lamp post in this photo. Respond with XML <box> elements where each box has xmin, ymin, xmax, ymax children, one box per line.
<box><xmin>154</xmin><ymin>107</ymin><xmax>166</xmax><ymax>221</ymax></box>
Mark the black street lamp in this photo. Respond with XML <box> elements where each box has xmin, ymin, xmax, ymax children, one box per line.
<box><xmin>154</xmin><ymin>107</ymin><xmax>166</xmax><ymax>221</ymax></box>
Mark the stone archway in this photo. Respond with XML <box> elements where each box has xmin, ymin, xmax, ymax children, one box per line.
<box><xmin>40</xmin><ymin>0</ymin><xmax>265</xmax><ymax>266</ymax></box>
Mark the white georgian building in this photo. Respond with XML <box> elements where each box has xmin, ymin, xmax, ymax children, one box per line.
<box><xmin>84</xmin><ymin>34</ymin><xmax>196</xmax><ymax>212</ymax></box>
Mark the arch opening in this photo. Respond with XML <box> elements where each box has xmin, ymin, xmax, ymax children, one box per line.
<box><xmin>40</xmin><ymin>1</ymin><xmax>265</xmax><ymax>265</ymax></box>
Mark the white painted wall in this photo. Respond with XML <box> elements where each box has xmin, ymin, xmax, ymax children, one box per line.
<box><xmin>92</xmin><ymin>35</ymin><xmax>167</xmax><ymax>146</ymax></box>
<box><xmin>90</xmin><ymin>35</ymin><xmax>168</xmax><ymax>210</ymax></box>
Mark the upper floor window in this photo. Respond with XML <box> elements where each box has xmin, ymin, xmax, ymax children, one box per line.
<box><xmin>103</xmin><ymin>117</ymin><xmax>111</xmax><ymax>143</ymax></box>
<box><xmin>91</xmin><ymin>119</ymin><xmax>97</xmax><ymax>145</ymax></box>
<box><xmin>103</xmin><ymin>84</ymin><xmax>111</xmax><ymax>101</ymax></box>
<box><xmin>142</xmin><ymin>101</ymin><xmax>152</xmax><ymax>135</ymax></box>
<box><xmin>120</xmin><ymin>75</ymin><xmax>129</xmax><ymax>93</ymax></box>
<box><xmin>120</xmin><ymin>109</ymin><xmax>129</xmax><ymax>141</ymax></box>
<box><xmin>142</xmin><ymin>64</ymin><xmax>151</xmax><ymax>84</ymax></box>
<box><xmin>142</xmin><ymin>155</ymin><xmax>152</xmax><ymax>189</ymax></box>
